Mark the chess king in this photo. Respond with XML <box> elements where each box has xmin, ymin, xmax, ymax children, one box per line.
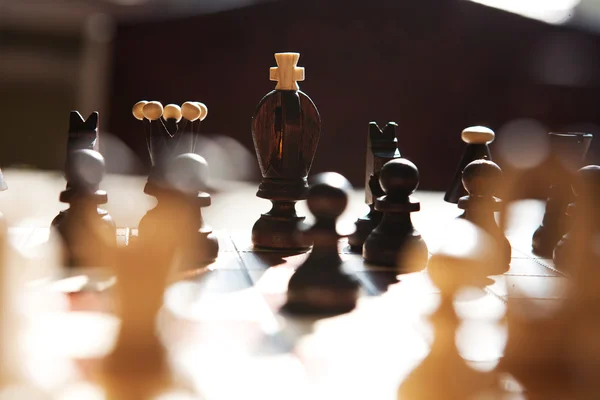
<box><xmin>251</xmin><ymin>52</ymin><xmax>321</xmax><ymax>250</ymax></box>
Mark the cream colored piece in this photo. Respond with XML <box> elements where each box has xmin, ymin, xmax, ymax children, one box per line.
<box><xmin>461</xmin><ymin>126</ymin><xmax>495</xmax><ymax>144</ymax></box>
<box><xmin>163</xmin><ymin>104</ymin><xmax>182</xmax><ymax>122</ymax></box>
<box><xmin>143</xmin><ymin>101</ymin><xmax>164</xmax><ymax>121</ymax></box>
<box><xmin>132</xmin><ymin>101</ymin><xmax>148</xmax><ymax>121</ymax></box>
<box><xmin>195</xmin><ymin>102</ymin><xmax>208</xmax><ymax>121</ymax></box>
<box><xmin>269</xmin><ymin>52</ymin><xmax>305</xmax><ymax>91</ymax></box>
<box><xmin>181</xmin><ymin>102</ymin><xmax>201</xmax><ymax>121</ymax></box>
<box><xmin>99</xmin><ymin>242</ymin><xmax>200</xmax><ymax>399</ymax></box>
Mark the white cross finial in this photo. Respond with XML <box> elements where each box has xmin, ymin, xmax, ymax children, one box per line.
<box><xmin>269</xmin><ymin>52</ymin><xmax>305</xmax><ymax>91</ymax></box>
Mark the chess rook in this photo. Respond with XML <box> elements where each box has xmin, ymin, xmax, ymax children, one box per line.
<box><xmin>284</xmin><ymin>172</ymin><xmax>359</xmax><ymax>315</ymax></box>
<box><xmin>251</xmin><ymin>52</ymin><xmax>321</xmax><ymax>250</ymax></box>
<box><xmin>349</xmin><ymin>121</ymin><xmax>401</xmax><ymax>252</ymax></box>
<box><xmin>363</xmin><ymin>158</ymin><xmax>428</xmax><ymax>270</ymax></box>
<box><xmin>532</xmin><ymin>132</ymin><xmax>592</xmax><ymax>257</ymax></box>
<box><xmin>457</xmin><ymin>159</ymin><xmax>510</xmax><ymax>273</ymax></box>
<box><xmin>444</xmin><ymin>126</ymin><xmax>494</xmax><ymax>204</ymax></box>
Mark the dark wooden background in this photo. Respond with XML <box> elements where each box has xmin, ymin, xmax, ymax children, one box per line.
<box><xmin>107</xmin><ymin>0</ymin><xmax>600</xmax><ymax>190</ymax></box>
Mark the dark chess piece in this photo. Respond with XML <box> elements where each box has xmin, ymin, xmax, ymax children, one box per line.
<box><xmin>553</xmin><ymin>165</ymin><xmax>600</xmax><ymax>270</ymax></box>
<box><xmin>284</xmin><ymin>172</ymin><xmax>359</xmax><ymax>316</ymax></box>
<box><xmin>457</xmin><ymin>159</ymin><xmax>510</xmax><ymax>274</ymax></box>
<box><xmin>133</xmin><ymin>99</ymin><xmax>208</xmax><ymax>187</ymax></box>
<box><xmin>362</xmin><ymin>158</ymin><xmax>428</xmax><ymax>270</ymax></box>
<box><xmin>398</xmin><ymin>220</ymin><xmax>497</xmax><ymax>399</ymax></box>
<box><xmin>348</xmin><ymin>122</ymin><xmax>401</xmax><ymax>252</ymax></box>
<box><xmin>532</xmin><ymin>132</ymin><xmax>592</xmax><ymax>257</ymax></box>
<box><xmin>251</xmin><ymin>52</ymin><xmax>321</xmax><ymax>251</ymax></box>
<box><xmin>444</xmin><ymin>126</ymin><xmax>495</xmax><ymax>204</ymax></box>
<box><xmin>138</xmin><ymin>153</ymin><xmax>218</xmax><ymax>267</ymax></box>
<box><xmin>51</xmin><ymin>149</ymin><xmax>116</xmax><ymax>267</ymax></box>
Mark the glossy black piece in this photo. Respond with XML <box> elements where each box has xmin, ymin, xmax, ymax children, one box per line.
<box><xmin>349</xmin><ymin>122</ymin><xmax>401</xmax><ymax>252</ymax></box>
<box><xmin>532</xmin><ymin>132</ymin><xmax>592</xmax><ymax>257</ymax></box>
<box><xmin>284</xmin><ymin>173</ymin><xmax>359</xmax><ymax>316</ymax></box>
<box><xmin>363</xmin><ymin>158</ymin><xmax>428</xmax><ymax>270</ymax></box>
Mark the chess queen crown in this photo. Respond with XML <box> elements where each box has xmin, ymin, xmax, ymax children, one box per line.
<box><xmin>132</xmin><ymin>100</ymin><xmax>208</xmax><ymax>185</ymax></box>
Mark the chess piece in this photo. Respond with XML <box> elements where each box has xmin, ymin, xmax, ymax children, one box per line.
<box><xmin>363</xmin><ymin>158</ymin><xmax>428</xmax><ymax>270</ymax></box>
<box><xmin>0</xmin><ymin>169</ymin><xmax>6</xmax><ymax>222</ymax></box>
<box><xmin>532</xmin><ymin>132</ymin><xmax>592</xmax><ymax>257</ymax></box>
<box><xmin>553</xmin><ymin>165</ymin><xmax>600</xmax><ymax>270</ymax></box>
<box><xmin>251</xmin><ymin>52</ymin><xmax>321</xmax><ymax>250</ymax></box>
<box><xmin>444</xmin><ymin>126</ymin><xmax>495</xmax><ymax>204</ymax></box>
<box><xmin>138</xmin><ymin>153</ymin><xmax>218</xmax><ymax>267</ymax></box>
<box><xmin>284</xmin><ymin>172</ymin><xmax>359</xmax><ymax>315</ymax></box>
<box><xmin>458</xmin><ymin>159</ymin><xmax>510</xmax><ymax>274</ymax></box>
<box><xmin>349</xmin><ymin>122</ymin><xmax>401</xmax><ymax>252</ymax></box>
<box><xmin>51</xmin><ymin>149</ymin><xmax>116</xmax><ymax>267</ymax></box>
<box><xmin>398</xmin><ymin>220</ymin><xmax>497</xmax><ymax>399</ymax></box>
<box><xmin>134</xmin><ymin>99</ymin><xmax>208</xmax><ymax>188</ymax></box>
<box><xmin>99</xmin><ymin>237</ymin><xmax>198</xmax><ymax>399</ymax></box>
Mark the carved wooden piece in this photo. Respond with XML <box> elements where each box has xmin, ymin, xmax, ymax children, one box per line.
<box><xmin>363</xmin><ymin>159</ymin><xmax>428</xmax><ymax>269</ymax></box>
<box><xmin>251</xmin><ymin>52</ymin><xmax>321</xmax><ymax>250</ymax></box>
<box><xmin>444</xmin><ymin>126</ymin><xmax>494</xmax><ymax>204</ymax></box>
<box><xmin>284</xmin><ymin>173</ymin><xmax>359</xmax><ymax>315</ymax></box>
<box><xmin>349</xmin><ymin>121</ymin><xmax>400</xmax><ymax>251</ymax></box>
<box><xmin>457</xmin><ymin>160</ymin><xmax>510</xmax><ymax>273</ymax></box>
<box><xmin>532</xmin><ymin>132</ymin><xmax>592</xmax><ymax>257</ymax></box>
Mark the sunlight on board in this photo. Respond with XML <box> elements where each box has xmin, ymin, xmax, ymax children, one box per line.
<box><xmin>468</xmin><ymin>0</ymin><xmax>581</xmax><ymax>24</ymax></box>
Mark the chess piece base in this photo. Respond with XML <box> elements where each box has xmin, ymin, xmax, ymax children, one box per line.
<box><xmin>363</xmin><ymin>228</ymin><xmax>428</xmax><ymax>270</ymax></box>
<box><xmin>284</xmin><ymin>272</ymin><xmax>359</xmax><ymax>316</ymax></box>
<box><xmin>348</xmin><ymin>209</ymin><xmax>382</xmax><ymax>253</ymax></box>
<box><xmin>252</xmin><ymin>201</ymin><xmax>309</xmax><ymax>250</ymax></box>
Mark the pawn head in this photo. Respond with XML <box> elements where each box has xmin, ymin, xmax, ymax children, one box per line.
<box><xmin>379</xmin><ymin>158</ymin><xmax>419</xmax><ymax>199</ymax></box>
<box><xmin>66</xmin><ymin>149</ymin><xmax>105</xmax><ymax>189</ymax></box>
<box><xmin>573</xmin><ymin>165</ymin><xmax>600</xmax><ymax>199</ymax></box>
<box><xmin>167</xmin><ymin>153</ymin><xmax>209</xmax><ymax>194</ymax></box>
<box><xmin>307</xmin><ymin>172</ymin><xmax>352</xmax><ymax>219</ymax></box>
<box><xmin>461</xmin><ymin>159</ymin><xmax>502</xmax><ymax>197</ymax></box>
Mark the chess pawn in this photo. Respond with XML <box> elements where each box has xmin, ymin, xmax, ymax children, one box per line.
<box><xmin>553</xmin><ymin>165</ymin><xmax>600</xmax><ymax>270</ymax></box>
<box><xmin>444</xmin><ymin>126</ymin><xmax>495</xmax><ymax>204</ymax></box>
<box><xmin>363</xmin><ymin>158</ymin><xmax>428</xmax><ymax>270</ymax></box>
<box><xmin>349</xmin><ymin>122</ymin><xmax>401</xmax><ymax>252</ymax></box>
<box><xmin>532</xmin><ymin>132</ymin><xmax>592</xmax><ymax>257</ymax></box>
<box><xmin>138</xmin><ymin>153</ymin><xmax>218</xmax><ymax>267</ymax></box>
<box><xmin>251</xmin><ymin>52</ymin><xmax>321</xmax><ymax>250</ymax></box>
<box><xmin>284</xmin><ymin>173</ymin><xmax>359</xmax><ymax>316</ymax></box>
<box><xmin>398</xmin><ymin>221</ymin><xmax>497</xmax><ymax>399</ymax></box>
<box><xmin>51</xmin><ymin>149</ymin><xmax>116</xmax><ymax>267</ymax></box>
<box><xmin>458</xmin><ymin>160</ymin><xmax>510</xmax><ymax>274</ymax></box>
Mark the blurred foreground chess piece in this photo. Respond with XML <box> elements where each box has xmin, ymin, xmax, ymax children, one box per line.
<box><xmin>397</xmin><ymin>219</ymin><xmax>497</xmax><ymax>399</ymax></box>
<box><xmin>363</xmin><ymin>158</ymin><xmax>428</xmax><ymax>270</ymax></box>
<box><xmin>0</xmin><ymin>219</ymin><xmax>54</xmax><ymax>398</ymax></box>
<box><xmin>349</xmin><ymin>122</ymin><xmax>401</xmax><ymax>252</ymax></box>
<box><xmin>132</xmin><ymin>99</ymin><xmax>208</xmax><ymax>190</ymax></box>
<box><xmin>284</xmin><ymin>173</ymin><xmax>359</xmax><ymax>316</ymax></box>
<box><xmin>0</xmin><ymin>169</ymin><xmax>6</xmax><ymax>221</ymax></box>
<box><xmin>532</xmin><ymin>132</ymin><xmax>592</xmax><ymax>257</ymax></box>
<box><xmin>251</xmin><ymin>52</ymin><xmax>321</xmax><ymax>250</ymax></box>
<box><xmin>51</xmin><ymin>149</ymin><xmax>116</xmax><ymax>267</ymax></box>
<box><xmin>138</xmin><ymin>153</ymin><xmax>218</xmax><ymax>268</ymax></box>
<box><xmin>553</xmin><ymin>165</ymin><xmax>600</xmax><ymax>270</ymax></box>
<box><xmin>445</xmin><ymin>126</ymin><xmax>495</xmax><ymax>204</ymax></box>
<box><xmin>99</xmin><ymin>237</ymin><xmax>200</xmax><ymax>399</ymax></box>
<box><xmin>458</xmin><ymin>159</ymin><xmax>510</xmax><ymax>274</ymax></box>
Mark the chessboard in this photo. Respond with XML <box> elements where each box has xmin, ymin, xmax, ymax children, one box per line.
<box><xmin>1</xmin><ymin>169</ymin><xmax>568</xmax><ymax>400</ymax></box>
